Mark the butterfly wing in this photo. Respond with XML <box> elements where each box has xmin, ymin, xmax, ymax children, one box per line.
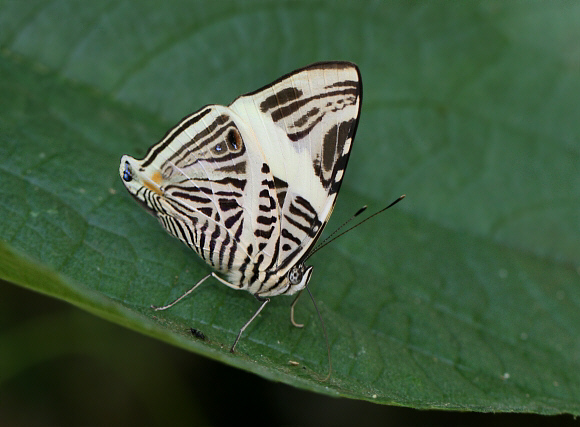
<box><xmin>120</xmin><ymin>62</ymin><xmax>362</xmax><ymax>296</ymax></box>
<box><xmin>120</xmin><ymin>105</ymin><xmax>282</xmax><ymax>286</ymax></box>
<box><xmin>229</xmin><ymin>62</ymin><xmax>362</xmax><ymax>273</ymax></box>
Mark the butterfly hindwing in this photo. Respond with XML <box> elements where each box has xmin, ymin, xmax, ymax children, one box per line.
<box><xmin>122</xmin><ymin>105</ymin><xmax>281</xmax><ymax>284</ymax></box>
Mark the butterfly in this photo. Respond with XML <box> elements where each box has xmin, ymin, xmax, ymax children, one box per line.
<box><xmin>120</xmin><ymin>61</ymin><xmax>362</xmax><ymax>356</ymax></box>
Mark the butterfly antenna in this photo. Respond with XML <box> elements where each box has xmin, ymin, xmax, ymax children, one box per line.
<box><xmin>312</xmin><ymin>205</ymin><xmax>368</xmax><ymax>252</ymax></box>
<box><xmin>305</xmin><ymin>284</ymin><xmax>332</xmax><ymax>382</ymax></box>
<box><xmin>306</xmin><ymin>195</ymin><xmax>405</xmax><ymax>261</ymax></box>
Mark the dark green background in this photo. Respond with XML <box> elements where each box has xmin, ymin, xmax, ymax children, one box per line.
<box><xmin>1</xmin><ymin>1</ymin><xmax>579</xmax><ymax>424</ymax></box>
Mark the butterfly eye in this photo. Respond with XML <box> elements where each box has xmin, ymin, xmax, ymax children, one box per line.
<box><xmin>226</xmin><ymin>129</ymin><xmax>242</xmax><ymax>151</ymax></box>
<box><xmin>288</xmin><ymin>265</ymin><xmax>304</xmax><ymax>285</ymax></box>
<box><xmin>123</xmin><ymin>162</ymin><xmax>133</xmax><ymax>182</ymax></box>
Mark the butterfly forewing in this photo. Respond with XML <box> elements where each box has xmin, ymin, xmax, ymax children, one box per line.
<box><xmin>229</xmin><ymin>62</ymin><xmax>362</xmax><ymax>275</ymax></box>
<box><xmin>120</xmin><ymin>61</ymin><xmax>361</xmax><ymax>298</ymax></box>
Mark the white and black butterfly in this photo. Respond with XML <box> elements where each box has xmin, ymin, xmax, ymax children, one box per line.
<box><xmin>120</xmin><ymin>62</ymin><xmax>362</xmax><ymax>354</ymax></box>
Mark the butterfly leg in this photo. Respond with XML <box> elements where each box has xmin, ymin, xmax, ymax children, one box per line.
<box><xmin>211</xmin><ymin>272</ymin><xmax>243</xmax><ymax>290</ymax></box>
<box><xmin>151</xmin><ymin>273</ymin><xmax>213</xmax><ymax>311</ymax></box>
<box><xmin>230</xmin><ymin>296</ymin><xmax>270</xmax><ymax>353</ymax></box>
<box><xmin>290</xmin><ymin>291</ymin><xmax>304</xmax><ymax>328</ymax></box>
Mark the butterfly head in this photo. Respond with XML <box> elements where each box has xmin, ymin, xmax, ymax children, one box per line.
<box><xmin>287</xmin><ymin>263</ymin><xmax>313</xmax><ymax>294</ymax></box>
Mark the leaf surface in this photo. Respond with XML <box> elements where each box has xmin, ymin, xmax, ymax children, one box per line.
<box><xmin>1</xmin><ymin>1</ymin><xmax>579</xmax><ymax>413</ymax></box>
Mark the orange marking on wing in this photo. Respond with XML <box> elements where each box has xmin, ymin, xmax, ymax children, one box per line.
<box><xmin>151</xmin><ymin>171</ymin><xmax>163</xmax><ymax>184</ymax></box>
<box><xmin>144</xmin><ymin>171</ymin><xmax>163</xmax><ymax>195</ymax></box>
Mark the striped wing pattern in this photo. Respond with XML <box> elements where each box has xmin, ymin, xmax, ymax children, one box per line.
<box><xmin>120</xmin><ymin>62</ymin><xmax>362</xmax><ymax>298</ymax></box>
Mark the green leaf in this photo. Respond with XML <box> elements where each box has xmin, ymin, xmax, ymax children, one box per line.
<box><xmin>1</xmin><ymin>1</ymin><xmax>579</xmax><ymax>414</ymax></box>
